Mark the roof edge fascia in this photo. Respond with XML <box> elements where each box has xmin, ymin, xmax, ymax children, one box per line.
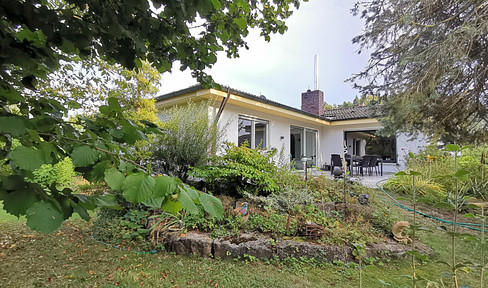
<box><xmin>209</xmin><ymin>89</ymin><xmax>332</xmax><ymax>126</ymax></box>
<box><xmin>328</xmin><ymin>118</ymin><xmax>380</xmax><ymax>126</ymax></box>
<box><xmin>155</xmin><ymin>87</ymin><xmax>333</xmax><ymax>126</ymax></box>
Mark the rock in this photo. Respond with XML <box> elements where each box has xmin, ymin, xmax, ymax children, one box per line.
<box><xmin>161</xmin><ymin>231</ymin><xmax>433</xmax><ymax>263</ymax></box>
<box><xmin>365</xmin><ymin>240</ymin><xmax>434</xmax><ymax>259</ymax></box>
<box><xmin>277</xmin><ymin>240</ymin><xmax>354</xmax><ymax>263</ymax></box>
<box><xmin>164</xmin><ymin>231</ymin><xmax>213</xmax><ymax>257</ymax></box>
<box><xmin>213</xmin><ymin>234</ymin><xmax>273</xmax><ymax>260</ymax></box>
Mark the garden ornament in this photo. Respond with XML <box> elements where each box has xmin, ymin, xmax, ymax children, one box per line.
<box><xmin>392</xmin><ymin>221</ymin><xmax>411</xmax><ymax>244</ymax></box>
<box><xmin>358</xmin><ymin>193</ymin><xmax>370</xmax><ymax>205</ymax></box>
<box><xmin>234</xmin><ymin>202</ymin><xmax>249</xmax><ymax>223</ymax></box>
<box><xmin>333</xmin><ymin>166</ymin><xmax>343</xmax><ymax>178</ymax></box>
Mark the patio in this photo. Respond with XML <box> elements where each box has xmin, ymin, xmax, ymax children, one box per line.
<box><xmin>305</xmin><ymin>164</ymin><xmax>399</xmax><ymax>188</ymax></box>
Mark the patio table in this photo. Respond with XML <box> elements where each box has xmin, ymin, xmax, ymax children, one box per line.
<box><xmin>346</xmin><ymin>155</ymin><xmax>383</xmax><ymax>176</ymax></box>
<box><xmin>345</xmin><ymin>155</ymin><xmax>362</xmax><ymax>176</ymax></box>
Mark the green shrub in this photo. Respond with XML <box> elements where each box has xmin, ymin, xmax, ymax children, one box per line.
<box><xmin>152</xmin><ymin>101</ymin><xmax>221</xmax><ymax>181</ymax></box>
<box><xmin>246</xmin><ymin>213</ymin><xmax>295</xmax><ymax>236</ymax></box>
<box><xmin>383</xmin><ymin>175</ymin><xmax>446</xmax><ymax>203</ymax></box>
<box><xmin>370</xmin><ymin>201</ymin><xmax>404</xmax><ymax>235</ymax></box>
<box><xmin>458</xmin><ymin>144</ymin><xmax>488</xmax><ymax>179</ymax></box>
<box><xmin>389</xmin><ymin>144</ymin><xmax>488</xmax><ymax>204</ymax></box>
<box><xmin>32</xmin><ymin>157</ymin><xmax>76</xmax><ymax>188</ymax></box>
<box><xmin>307</xmin><ymin>175</ymin><xmax>344</xmax><ymax>202</ymax></box>
<box><xmin>190</xmin><ymin>142</ymin><xmax>279</xmax><ymax>197</ymax></box>
<box><xmin>245</xmin><ymin>187</ymin><xmax>314</xmax><ymax>213</ymax></box>
<box><xmin>462</xmin><ymin>178</ymin><xmax>488</xmax><ymax>202</ymax></box>
<box><xmin>296</xmin><ymin>205</ymin><xmax>383</xmax><ymax>245</ymax></box>
<box><xmin>91</xmin><ymin>207</ymin><xmax>150</xmax><ymax>248</ymax></box>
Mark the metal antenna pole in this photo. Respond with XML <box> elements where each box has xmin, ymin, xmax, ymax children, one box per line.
<box><xmin>314</xmin><ymin>55</ymin><xmax>319</xmax><ymax>90</ymax></box>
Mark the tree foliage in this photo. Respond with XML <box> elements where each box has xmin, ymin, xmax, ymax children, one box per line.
<box><xmin>36</xmin><ymin>58</ymin><xmax>162</xmax><ymax>117</ymax></box>
<box><xmin>324</xmin><ymin>95</ymin><xmax>379</xmax><ymax>110</ymax></box>
<box><xmin>0</xmin><ymin>0</ymin><xmax>304</xmax><ymax>232</ymax></box>
<box><xmin>351</xmin><ymin>0</ymin><xmax>488</xmax><ymax>143</ymax></box>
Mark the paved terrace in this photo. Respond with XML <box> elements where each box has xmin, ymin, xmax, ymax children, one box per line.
<box><xmin>304</xmin><ymin>163</ymin><xmax>399</xmax><ymax>188</ymax></box>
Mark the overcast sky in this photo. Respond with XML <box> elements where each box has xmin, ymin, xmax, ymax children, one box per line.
<box><xmin>158</xmin><ymin>0</ymin><xmax>369</xmax><ymax>108</ymax></box>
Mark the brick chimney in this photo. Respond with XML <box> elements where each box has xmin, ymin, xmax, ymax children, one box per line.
<box><xmin>301</xmin><ymin>89</ymin><xmax>324</xmax><ymax>116</ymax></box>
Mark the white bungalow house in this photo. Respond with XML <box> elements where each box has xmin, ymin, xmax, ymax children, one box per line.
<box><xmin>155</xmin><ymin>85</ymin><xmax>426</xmax><ymax>170</ymax></box>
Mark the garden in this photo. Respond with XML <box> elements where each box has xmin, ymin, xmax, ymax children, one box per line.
<box><xmin>1</xmin><ymin>101</ymin><xmax>487</xmax><ymax>287</ymax></box>
<box><xmin>1</xmin><ymin>1</ymin><xmax>488</xmax><ymax>287</ymax></box>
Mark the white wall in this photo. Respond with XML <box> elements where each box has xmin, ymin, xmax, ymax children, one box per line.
<box><xmin>213</xmin><ymin>103</ymin><xmax>324</xmax><ymax>166</ymax></box>
<box><xmin>396</xmin><ymin>132</ymin><xmax>429</xmax><ymax>169</ymax></box>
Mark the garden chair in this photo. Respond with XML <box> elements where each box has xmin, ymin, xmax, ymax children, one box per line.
<box><xmin>330</xmin><ymin>154</ymin><xmax>342</xmax><ymax>175</ymax></box>
<box><xmin>368</xmin><ymin>155</ymin><xmax>379</xmax><ymax>176</ymax></box>
<box><xmin>357</xmin><ymin>155</ymin><xmax>371</xmax><ymax>176</ymax></box>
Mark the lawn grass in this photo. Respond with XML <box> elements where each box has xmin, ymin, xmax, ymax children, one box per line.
<box><xmin>0</xmin><ymin>198</ymin><xmax>485</xmax><ymax>288</ymax></box>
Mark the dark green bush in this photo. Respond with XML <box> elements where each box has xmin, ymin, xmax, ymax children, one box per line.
<box><xmin>190</xmin><ymin>142</ymin><xmax>279</xmax><ymax>197</ymax></box>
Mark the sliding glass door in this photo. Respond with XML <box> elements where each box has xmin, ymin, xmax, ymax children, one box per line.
<box><xmin>290</xmin><ymin>126</ymin><xmax>317</xmax><ymax>169</ymax></box>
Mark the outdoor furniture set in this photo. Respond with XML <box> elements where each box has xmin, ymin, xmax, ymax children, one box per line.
<box><xmin>329</xmin><ymin>154</ymin><xmax>383</xmax><ymax>176</ymax></box>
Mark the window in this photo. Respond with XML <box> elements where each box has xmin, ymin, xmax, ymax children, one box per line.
<box><xmin>238</xmin><ymin>116</ymin><xmax>268</xmax><ymax>148</ymax></box>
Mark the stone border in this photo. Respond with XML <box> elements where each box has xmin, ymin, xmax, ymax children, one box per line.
<box><xmin>163</xmin><ymin>231</ymin><xmax>433</xmax><ymax>263</ymax></box>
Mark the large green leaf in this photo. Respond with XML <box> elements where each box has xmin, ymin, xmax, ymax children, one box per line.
<box><xmin>123</xmin><ymin>125</ymin><xmax>147</xmax><ymax>144</ymax></box>
<box><xmin>142</xmin><ymin>197</ymin><xmax>165</xmax><ymax>208</ymax></box>
<box><xmin>178</xmin><ymin>186</ymin><xmax>199</xmax><ymax>215</ymax></box>
<box><xmin>210</xmin><ymin>0</ymin><xmax>222</xmax><ymax>9</ymax></box>
<box><xmin>122</xmin><ymin>173</ymin><xmax>155</xmax><ymax>204</ymax></box>
<box><xmin>104</xmin><ymin>167</ymin><xmax>125</xmax><ymax>191</ymax></box>
<box><xmin>0</xmin><ymin>117</ymin><xmax>28</xmax><ymax>136</ymax></box>
<box><xmin>233</xmin><ymin>17</ymin><xmax>247</xmax><ymax>29</ymax></box>
<box><xmin>107</xmin><ymin>97</ymin><xmax>122</xmax><ymax>111</ymax></box>
<box><xmin>71</xmin><ymin>146</ymin><xmax>99</xmax><ymax>167</ymax></box>
<box><xmin>91</xmin><ymin>195</ymin><xmax>120</xmax><ymax>208</ymax></box>
<box><xmin>2</xmin><ymin>189</ymin><xmax>39</xmax><ymax>217</ymax></box>
<box><xmin>72</xmin><ymin>204</ymin><xmax>91</xmax><ymax>221</ymax></box>
<box><xmin>89</xmin><ymin>160</ymin><xmax>112</xmax><ymax>182</ymax></box>
<box><xmin>454</xmin><ymin>169</ymin><xmax>469</xmax><ymax>179</ymax></box>
<box><xmin>142</xmin><ymin>175</ymin><xmax>177</xmax><ymax>208</ymax></box>
<box><xmin>154</xmin><ymin>175</ymin><xmax>177</xmax><ymax>197</ymax></box>
<box><xmin>199</xmin><ymin>192</ymin><xmax>224</xmax><ymax>220</ymax></box>
<box><xmin>445</xmin><ymin>144</ymin><xmax>460</xmax><ymax>151</ymax></box>
<box><xmin>10</xmin><ymin>146</ymin><xmax>45</xmax><ymax>170</ymax></box>
<box><xmin>161</xmin><ymin>198</ymin><xmax>183</xmax><ymax>214</ymax></box>
<box><xmin>181</xmin><ymin>184</ymin><xmax>199</xmax><ymax>200</ymax></box>
<box><xmin>39</xmin><ymin>142</ymin><xmax>57</xmax><ymax>164</ymax></box>
<box><xmin>26</xmin><ymin>200</ymin><xmax>65</xmax><ymax>233</ymax></box>
<box><xmin>2</xmin><ymin>175</ymin><xmax>26</xmax><ymax>191</ymax></box>
<box><xmin>74</xmin><ymin>194</ymin><xmax>120</xmax><ymax>210</ymax></box>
